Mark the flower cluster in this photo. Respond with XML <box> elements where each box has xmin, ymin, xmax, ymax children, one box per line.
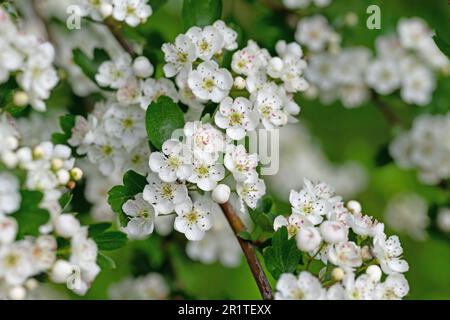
<box><xmin>162</xmin><ymin>21</ymin><xmax>308</xmax><ymax>131</ymax></box>
<box><xmin>108</xmin><ymin>273</ymin><xmax>169</xmax><ymax>299</ymax></box>
<box><xmin>274</xmin><ymin>179</ymin><xmax>409</xmax><ymax>300</ymax></box>
<box><xmin>78</xmin><ymin>0</ymin><xmax>153</xmax><ymax>27</ymax></box>
<box><xmin>0</xmin><ymin>7</ymin><xmax>58</xmax><ymax>111</ymax></box>
<box><xmin>298</xmin><ymin>15</ymin><xmax>449</xmax><ymax>108</ymax></box>
<box><xmin>389</xmin><ymin>112</ymin><xmax>450</xmax><ymax>185</ymax></box>
<box><xmin>0</xmin><ymin>114</ymin><xmax>100</xmax><ymax>299</ymax></box>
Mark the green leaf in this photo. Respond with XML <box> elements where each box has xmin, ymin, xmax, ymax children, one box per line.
<box><xmin>88</xmin><ymin>223</ymin><xmax>112</xmax><ymax>238</ymax></box>
<box><xmin>12</xmin><ymin>190</ymin><xmax>50</xmax><ymax>238</ymax></box>
<box><xmin>249</xmin><ymin>196</ymin><xmax>276</xmax><ymax>232</ymax></box>
<box><xmin>93</xmin><ymin>231</ymin><xmax>128</xmax><ymax>251</ymax></box>
<box><xmin>97</xmin><ymin>252</ymin><xmax>117</xmax><ymax>269</ymax></box>
<box><xmin>433</xmin><ymin>32</ymin><xmax>450</xmax><ymax>58</ymax></box>
<box><xmin>107</xmin><ymin>170</ymin><xmax>147</xmax><ymax>226</ymax></box>
<box><xmin>59</xmin><ymin>192</ymin><xmax>73</xmax><ymax>211</ymax></box>
<box><xmin>51</xmin><ymin>114</ymin><xmax>75</xmax><ymax>145</ymax></box>
<box><xmin>72</xmin><ymin>48</ymin><xmax>110</xmax><ymax>84</ymax></box>
<box><xmin>238</xmin><ymin>230</ymin><xmax>252</xmax><ymax>241</ymax></box>
<box><xmin>149</xmin><ymin>0</ymin><xmax>169</xmax><ymax>12</ymax></box>
<box><xmin>182</xmin><ymin>0</ymin><xmax>223</xmax><ymax>30</ymax></box>
<box><xmin>145</xmin><ymin>96</ymin><xmax>184</xmax><ymax>150</ymax></box>
<box><xmin>263</xmin><ymin>227</ymin><xmax>302</xmax><ymax>279</ymax></box>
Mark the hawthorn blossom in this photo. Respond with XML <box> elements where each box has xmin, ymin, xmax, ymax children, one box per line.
<box><xmin>162</xmin><ymin>34</ymin><xmax>197</xmax><ymax>77</ymax></box>
<box><xmin>112</xmin><ymin>0</ymin><xmax>152</xmax><ymax>27</ymax></box>
<box><xmin>174</xmin><ymin>197</ymin><xmax>212</xmax><ymax>241</ymax></box>
<box><xmin>275</xmin><ymin>272</ymin><xmax>325</xmax><ymax>300</ymax></box>
<box><xmin>224</xmin><ymin>144</ymin><xmax>258</xmax><ymax>183</ymax></box>
<box><xmin>143</xmin><ymin>173</ymin><xmax>188</xmax><ymax>214</ymax></box>
<box><xmin>122</xmin><ymin>193</ymin><xmax>157</xmax><ymax>239</ymax></box>
<box><xmin>372</xmin><ymin>235</ymin><xmax>409</xmax><ymax>275</ymax></box>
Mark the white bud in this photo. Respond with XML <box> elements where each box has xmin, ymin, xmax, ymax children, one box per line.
<box><xmin>320</xmin><ymin>221</ymin><xmax>348</xmax><ymax>244</ymax></box>
<box><xmin>233</xmin><ymin>76</ymin><xmax>246</xmax><ymax>90</ymax></box>
<box><xmin>13</xmin><ymin>91</ymin><xmax>29</xmax><ymax>107</ymax></box>
<box><xmin>25</xmin><ymin>278</ymin><xmax>39</xmax><ymax>291</ymax></box>
<box><xmin>5</xmin><ymin>136</ymin><xmax>18</xmax><ymax>150</ymax></box>
<box><xmin>33</xmin><ymin>145</ymin><xmax>45</xmax><ymax>159</ymax></box>
<box><xmin>51</xmin><ymin>260</ymin><xmax>75</xmax><ymax>283</ymax></box>
<box><xmin>437</xmin><ymin>209</ymin><xmax>450</xmax><ymax>232</ymax></box>
<box><xmin>269</xmin><ymin>57</ymin><xmax>284</xmax><ymax>72</ymax></box>
<box><xmin>133</xmin><ymin>56</ymin><xmax>154</xmax><ymax>78</ymax></box>
<box><xmin>16</xmin><ymin>147</ymin><xmax>32</xmax><ymax>164</ymax></box>
<box><xmin>57</xmin><ymin>169</ymin><xmax>70</xmax><ymax>185</ymax></box>
<box><xmin>331</xmin><ymin>267</ymin><xmax>345</xmax><ymax>281</ymax></box>
<box><xmin>212</xmin><ymin>184</ymin><xmax>231</xmax><ymax>204</ymax></box>
<box><xmin>296</xmin><ymin>226</ymin><xmax>322</xmax><ymax>252</ymax></box>
<box><xmin>99</xmin><ymin>3</ymin><xmax>113</xmax><ymax>18</ymax></box>
<box><xmin>361</xmin><ymin>245</ymin><xmax>372</xmax><ymax>260</ymax></box>
<box><xmin>70</xmin><ymin>167</ymin><xmax>83</xmax><ymax>181</ymax></box>
<box><xmin>366</xmin><ymin>265</ymin><xmax>382</xmax><ymax>282</ymax></box>
<box><xmin>54</xmin><ymin>214</ymin><xmax>81</xmax><ymax>238</ymax></box>
<box><xmin>347</xmin><ymin>200</ymin><xmax>362</xmax><ymax>214</ymax></box>
<box><xmin>9</xmin><ymin>286</ymin><xmax>26</xmax><ymax>300</ymax></box>
<box><xmin>51</xmin><ymin>158</ymin><xmax>63</xmax><ymax>170</ymax></box>
<box><xmin>2</xmin><ymin>151</ymin><xmax>18</xmax><ymax>168</ymax></box>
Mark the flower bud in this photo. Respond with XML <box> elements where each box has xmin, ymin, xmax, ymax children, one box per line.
<box><xmin>54</xmin><ymin>214</ymin><xmax>81</xmax><ymax>238</ymax></box>
<box><xmin>33</xmin><ymin>145</ymin><xmax>45</xmax><ymax>159</ymax></box>
<box><xmin>212</xmin><ymin>184</ymin><xmax>231</xmax><ymax>204</ymax></box>
<box><xmin>57</xmin><ymin>169</ymin><xmax>70</xmax><ymax>185</ymax></box>
<box><xmin>51</xmin><ymin>158</ymin><xmax>63</xmax><ymax>171</ymax></box>
<box><xmin>99</xmin><ymin>3</ymin><xmax>113</xmax><ymax>18</ymax></box>
<box><xmin>233</xmin><ymin>76</ymin><xmax>246</xmax><ymax>90</ymax></box>
<box><xmin>347</xmin><ymin>200</ymin><xmax>362</xmax><ymax>214</ymax></box>
<box><xmin>345</xmin><ymin>12</ymin><xmax>358</xmax><ymax>27</ymax></box>
<box><xmin>6</xmin><ymin>136</ymin><xmax>18</xmax><ymax>150</ymax></box>
<box><xmin>25</xmin><ymin>278</ymin><xmax>39</xmax><ymax>291</ymax></box>
<box><xmin>269</xmin><ymin>57</ymin><xmax>284</xmax><ymax>72</ymax></box>
<box><xmin>51</xmin><ymin>260</ymin><xmax>74</xmax><ymax>283</ymax></box>
<box><xmin>320</xmin><ymin>221</ymin><xmax>348</xmax><ymax>244</ymax></box>
<box><xmin>361</xmin><ymin>245</ymin><xmax>372</xmax><ymax>260</ymax></box>
<box><xmin>70</xmin><ymin>167</ymin><xmax>83</xmax><ymax>181</ymax></box>
<box><xmin>2</xmin><ymin>151</ymin><xmax>18</xmax><ymax>168</ymax></box>
<box><xmin>366</xmin><ymin>265</ymin><xmax>382</xmax><ymax>282</ymax></box>
<box><xmin>13</xmin><ymin>91</ymin><xmax>29</xmax><ymax>107</ymax></box>
<box><xmin>133</xmin><ymin>56</ymin><xmax>154</xmax><ymax>78</ymax></box>
<box><xmin>9</xmin><ymin>286</ymin><xmax>26</xmax><ymax>300</ymax></box>
<box><xmin>331</xmin><ymin>267</ymin><xmax>345</xmax><ymax>281</ymax></box>
<box><xmin>296</xmin><ymin>226</ymin><xmax>322</xmax><ymax>252</ymax></box>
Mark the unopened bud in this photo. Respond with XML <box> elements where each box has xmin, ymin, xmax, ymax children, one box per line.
<box><xmin>366</xmin><ymin>265</ymin><xmax>382</xmax><ymax>282</ymax></box>
<box><xmin>13</xmin><ymin>91</ymin><xmax>29</xmax><ymax>107</ymax></box>
<box><xmin>331</xmin><ymin>267</ymin><xmax>345</xmax><ymax>281</ymax></box>
<box><xmin>212</xmin><ymin>184</ymin><xmax>231</xmax><ymax>204</ymax></box>
<box><xmin>233</xmin><ymin>76</ymin><xmax>246</xmax><ymax>90</ymax></box>
<box><xmin>70</xmin><ymin>167</ymin><xmax>83</xmax><ymax>181</ymax></box>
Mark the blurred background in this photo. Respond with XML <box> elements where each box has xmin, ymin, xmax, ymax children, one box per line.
<box><xmin>11</xmin><ymin>0</ymin><xmax>450</xmax><ymax>299</ymax></box>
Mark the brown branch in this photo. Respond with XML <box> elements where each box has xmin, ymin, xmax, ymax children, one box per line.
<box><xmin>371</xmin><ymin>91</ymin><xmax>401</xmax><ymax>127</ymax></box>
<box><xmin>219</xmin><ymin>201</ymin><xmax>274</xmax><ymax>300</ymax></box>
<box><xmin>104</xmin><ymin>17</ymin><xmax>136</xmax><ymax>56</ymax></box>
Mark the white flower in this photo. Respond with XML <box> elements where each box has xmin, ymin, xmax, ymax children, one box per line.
<box><xmin>342</xmin><ymin>273</ymin><xmax>376</xmax><ymax>300</ymax></box>
<box><xmin>253</xmin><ymin>88</ymin><xmax>288</xmax><ymax>129</ymax></box>
<box><xmin>296</xmin><ymin>226</ymin><xmax>322</xmax><ymax>252</ymax></box>
<box><xmin>140</xmin><ymin>78</ymin><xmax>179</xmax><ymax>109</ymax></box>
<box><xmin>347</xmin><ymin>212</ymin><xmax>384</xmax><ymax>237</ymax></box>
<box><xmin>231</xmin><ymin>40</ymin><xmax>270</xmax><ymax>76</ymax></box>
<box><xmin>132</xmin><ymin>56</ymin><xmax>154</xmax><ymax>78</ymax></box>
<box><xmin>112</xmin><ymin>0</ymin><xmax>152</xmax><ymax>27</ymax></box>
<box><xmin>116</xmin><ymin>77</ymin><xmax>142</xmax><ymax>105</ymax></box>
<box><xmin>213</xmin><ymin>20</ymin><xmax>238</xmax><ymax>51</ymax></box>
<box><xmin>275</xmin><ymin>272</ymin><xmax>325</xmax><ymax>300</ymax></box>
<box><xmin>224</xmin><ymin>144</ymin><xmax>258</xmax><ymax>183</ymax></box>
<box><xmin>188</xmin><ymin>60</ymin><xmax>233</xmax><ymax>103</ymax></box>
<box><xmin>86</xmin><ymin>131</ymin><xmax>122</xmax><ymax>176</ymax></box>
<box><xmin>31</xmin><ymin>235</ymin><xmax>57</xmax><ymax>272</ymax></box>
<box><xmin>186</xmin><ymin>26</ymin><xmax>224</xmax><ymax>61</ymax></box>
<box><xmin>149</xmin><ymin>139</ymin><xmax>193</xmax><ymax>183</ymax></box>
<box><xmin>273</xmin><ymin>213</ymin><xmax>311</xmax><ymax>238</ymax></box>
<box><xmin>400</xmin><ymin>66</ymin><xmax>435</xmax><ymax>106</ymax></box>
<box><xmin>437</xmin><ymin>208</ymin><xmax>450</xmax><ymax>232</ymax></box>
<box><xmin>372</xmin><ymin>235</ymin><xmax>409</xmax><ymax>275</ymax></box>
<box><xmin>397</xmin><ymin>17</ymin><xmax>429</xmax><ymax>50</ymax></box>
<box><xmin>374</xmin><ymin>274</ymin><xmax>409</xmax><ymax>300</ymax></box>
<box><xmin>289</xmin><ymin>188</ymin><xmax>329</xmax><ymax>225</ymax></box>
<box><xmin>95</xmin><ymin>54</ymin><xmax>132</xmax><ymax>89</ymax></box>
<box><xmin>236</xmin><ymin>179</ymin><xmax>266</xmax><ymax>209</ymax></box>
<box><xmin>188</xmin><ymin>159</ymin><xmax>225</xmax><ymax>192</ymax></box>
<box><xmin>0</xmin><ymin>215</ymin><xmax>17</xmax><ymax>244</ymax></box>
<box><xmin>54</xmin><ymin>214</ymin><xmax>81</xmax><ymax>238</ymax></box>
<box><xmin>174</xmin><ymin>197</ymin><xmax>212</xmax><ymax>241</ymax></box>
<box><xmin>183</xmin><ymin>121</ymin><xmax>226</xmax><ymax>163</ymax></box>
<box><xmin>295</xmin><ymin>15</ymin><xmax>332</xmax><ymax>52</ymax></box>
<box><xmin>50</xmin><ymin>259</ymin><xmax>75</xmax><ymax>284</ymax></box>
<box><xmin>327</xmin><ymin>241</ymin><xmax>362</xmax><ymax>269</ymax></box>
<box><xmin>319</xmin><ymin>220</ymin><xmax>348</xmax><ymax>244</ymax></box>
<box><xmin>122</xmin><ymin>193</ymin><xmax>157</xmax><ymax>239</ymax></box>
<box><xmin>366</xmin><ymin>59</ymin><xmax>401</xmax><ymax>94</ymax></box>
<box><xmin>104</xmin><ymin>104</ymin><xmax>146</xmax><ymax>151</ymax></box>
<box><xmin>215</xmin><ymin>97</ymin><xmax>259</xmax><ymax>140</ymax></box>
<box><xmin>162</xmin><ymin>34</ymin><xmax>196</xmax><ymax>77</ymax></box>
<box><xmin>0</xmin><ymin>243</ymin><xmax>33</xmax><ymax>285</ymax></box>
<box><xmin>0</xmin><ymin>172</ymin><xmax>21</xmax><ymax>215</ymax></box>
<box><xmin>142</xmin><ymin>173</ymin><xmax>188</xmax><ymax>214</ymax></box>
<box><xmin>68</xmin><ymin>115</ymin><xmax>98</xmax><ymax>154</ymax></box>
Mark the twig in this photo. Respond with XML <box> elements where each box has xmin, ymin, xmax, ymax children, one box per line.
<box><xmin>31</xmin><ymin>0</ymin><xmax>57</xmax><ymax>49</ymax></box>
<box><xmin>104</xmin><ymin>17</ymin><xmax>136</xmax><ymax>56</ymax></box>
<box><xmin>219</xmin><ymin>201</ymin><xmax>274</xmax><ymax>300</ymax></box>
<box><xmin>371</xmin><ymin>91</ymin><xmax>401</xmax><ymax>127</ymax></box>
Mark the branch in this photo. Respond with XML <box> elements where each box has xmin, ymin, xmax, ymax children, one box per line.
<box><xmin>219</xmin><ymin>201</ymin><xmax>274</xmax><ymax>300</ymax></box>
<box><xmin>31</xmin><ymin>0</ymin><xmax>57</xmax><ymax>49</ymax></box>
<box><xmin>104</xmin><ymin>17</ymin><xmax>136</xmax><ymax>56</ymax></box>
<box><xmin>371</xmin><ymin>91</ymin><xmax>401</xmax><ymax>127</ymax></box>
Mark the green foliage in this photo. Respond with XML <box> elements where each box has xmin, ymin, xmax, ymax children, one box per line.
<box><xmin>97</xmin><ymin>252</ymin><xmax>117</xmax><ymax>269</ymax></box>
<box><xmin>433</xmin><ymin>32</ymin><xmax>450</xmax><ymax>59</ymax></box>
<box><xmin>149</xmin><ymin>0</ymin><xmax>169</xmax><ymax>12</ymax></box>
<box><xmin>12</xmin><ymin>190</ymin><xmax>50</xmax><ymax>238</ymax></box>
<box><xmin>263</xmin><ymin>227</ymin><xmax>302</xmax><ymax>279</ymax></box>
<box><xmin>51</xmin><ymin>114</ymin><xmax>75</xmax><ymax>146</ymax></box>
<box><xmin>182</xmin><ymin>0</ymin><xmax>223</xmax><ymax>30</ymax></box>
<box><xmin>59</xmin><ymin>192</ymin><xmax>73</xmax><ymax>211</ymax></box>
<box><xmin>145</xmin><ymin>96</ymin><xmax>184</xmax><ymax>150</ymax></box>
<box><xmin>88</xmin><ymin>223</ymin><xmax>113</xmax><ymax>238</ymax></box>
<box><xmin>72</xmin><ymin>48</ymin><xmax>110</xmax><ymax>84</ymax></box>
<box><xmin>93</xmin><ymin>231</ymin><xmax>128</xmax><ymax>251</ymax></box>
<box><xmin>107</xmin><ymin>170</ymin><xmax>147</xmax><ymax>226</ymax></box>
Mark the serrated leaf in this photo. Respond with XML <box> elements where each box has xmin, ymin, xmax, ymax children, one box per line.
<box><xmin>93</xmin><ymin>231</ymin><xmax>128</xmax><ymax>251</ymax></box>
<box><xmin>145</xmin><ymin>96</ymin><xmax>184</xmax><ymax>150</ymax></box>
<box><xmin>88</xmin><ymin>223</ymin><xmax>112</xmax><ymax>238</ymax></box>
<box><xmin>12</xmin><ymin>190</ymin><xmax>50</xmax><ymax>238</ymax></box>
<box><xmin>97</xmin><ymin>252</ymin><xmax>117</xmax><ymax>269</ymax></box>
<box><xmin>263</xmin><ymin>227</ymin><xmax>302</xmax><ymax>279</ymax></box>
<box><xmin>182</xmin><ymin>0</ymin><xmax>223</xmax><ymax>30</ymax></box>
